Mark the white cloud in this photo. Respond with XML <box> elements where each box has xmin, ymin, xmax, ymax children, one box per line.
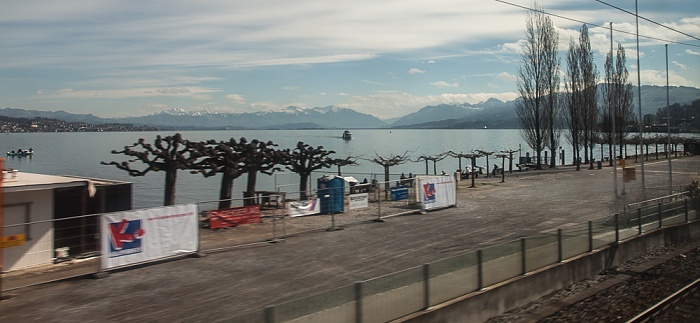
<box><xmin>496</xmin><ymin>72</ymin><xmax>517</xmax><ymax>82</ymax></box>
<box><xmin>225</xmin><ymin>94</ymin><xmax>246</xmax><ymax>104</ymax></box>
<box><xmin>408</xmin><ymin>68</ymin><xmax>426</xmax><ymax>75</ymax></box>
<box><xmin>35</xmin><ymin>86</ymin><xmax>219</xmax><ymax>100</ymax></box>
<box><xmin>430</xmin><ymin>81</ymin><xmax>459</xmax><ymax>88</ymax></box>
<box><xmin>686</xmin><ymin>49</ymin><xmax>700</xmax><ymax>56</ymax></box>
<box><xmin>640</xmin><ymin>69</ymin><xmax>696</xmax><ymax>87</ymax></box>
<box><xmin>672</xmin><ymin>61</ymin><xmax>687</xmax><ymax>70</ymax></box>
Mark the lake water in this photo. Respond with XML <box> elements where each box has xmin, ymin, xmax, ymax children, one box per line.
<box><xmin>0</xmin><ymin>129</ymin><xmax>689</xmax><ymax>208</ymax></box>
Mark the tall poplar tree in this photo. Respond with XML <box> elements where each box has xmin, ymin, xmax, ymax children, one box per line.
<box><xmin>515</xmin><ymin>4</ymin><xmax>559</xmax><ymax>170</ymax></box>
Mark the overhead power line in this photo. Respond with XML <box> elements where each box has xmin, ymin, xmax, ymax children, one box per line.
<box><xmin>492</xmin><ymin>0</ymin><xmax>700</xmax><ymax>48</ymax></box>
<box><xmin>594</xmin><ymin>0</ymin><xmax>700</xmax><ymax>42</ymax></box>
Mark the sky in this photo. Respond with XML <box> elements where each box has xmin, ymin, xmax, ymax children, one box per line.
<box><xmin>1</xmin><ymin>0</ymin><xmax>699</xmax><ymax>120</ymax></box>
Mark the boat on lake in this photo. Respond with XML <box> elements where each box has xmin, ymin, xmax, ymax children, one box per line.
<box><xmin>341</xmin><ymin>130</ymin><xmax>352</xmax><ymax>140</ymax></box>
<box><xmin>7</xmin><ymin>150</ymin><xmax>34</xmax><ymax>157</ymax></box>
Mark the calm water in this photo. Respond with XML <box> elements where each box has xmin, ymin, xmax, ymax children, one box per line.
<box><xmin>0</xmin><ymin>129</ymin><xmax>687</xmax><ymax>208</ymax></box>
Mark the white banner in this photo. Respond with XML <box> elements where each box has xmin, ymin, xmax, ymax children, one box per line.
<box><xmin>101</xmin><ymin>204</ymin><xmax>198</xmax><ymax>270</ymax></box>
<box><xmin>349</xmin><ymin>193</ymin><xmax>369</xmax><ymax>210</ymax></box>
<box><xmin>288</xmin><ymin>199</ymin><xmax>320</xmax><ymax>217</ymax></box>
<box><xmin>416</xmin><ymin>175</ymin><xmax>456</xmax><ymax>211</ymax></box>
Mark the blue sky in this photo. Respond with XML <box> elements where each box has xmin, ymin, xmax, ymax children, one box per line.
<box><xmin>1</xmin><ymin>0</ymin><xmax>698</xmax><ymax>119</ymax></box>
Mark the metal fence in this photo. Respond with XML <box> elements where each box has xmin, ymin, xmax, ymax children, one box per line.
<box><xmin>227</xmin><ymin>197</ymin><xmax>698</xmax><ymax>323</ymax></box>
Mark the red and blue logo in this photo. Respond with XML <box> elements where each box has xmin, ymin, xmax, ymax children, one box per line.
<box><xmin>422</xmin><ymin>183</ymin><xmax>436</xmax><ymax>204</ymax></box>
<box><xmin>108</xmin><ymin>219</ymin><xmax>145</xmax><ymax>258</ymax></box>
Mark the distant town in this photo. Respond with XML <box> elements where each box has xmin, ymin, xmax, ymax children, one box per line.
<box><xmin>0</xmin><ymin>116</ymin><xmax>158</xmax><ymax>133</ymax></box>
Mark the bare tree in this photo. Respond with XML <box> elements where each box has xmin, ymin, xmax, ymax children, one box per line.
<box><xmin>331</xmin><ymin>155</ymin><xmax>360</xmax><ymax>176</ymax></box>
<box><xmin>368</xmin><ymin>152</ymin><xmax>411</xmax><ymax>199</ymax></box>
<box><xmin>281</xmin><ymin>142</ymin><xmax>335</xmax><ymax>200</ymax></box>
<box><xmin>515</xmin><ymin>5</ymin><xmax>558</xmax><ymax>170</ymax></box>
<box><xmin>579</xmin><ymin>24</ymin><xmax>599</xmax><ymax>169</ymax></box>
<box><xmin>189</xmin><ymin>138</ymin><xmax>245</xmax><ymax>210</ymax></box>
<box><xmin>102</xmin><ymin>133</ymin><xmax>200</xmax><ymax>206</ymax></box>
<box><xmin>564</xmin><ymin>37</ymin><xmax>584</xmax><ymax>170</ymax></box>
<box><xmin>415</xmin><ymin>153</ymin><xmax>447</xmax><ymax>175</ymax></box>
<box><xmin>613</xmin><ymin>44</ymin><xmax>635</xmax><ymax>160</ymax></box>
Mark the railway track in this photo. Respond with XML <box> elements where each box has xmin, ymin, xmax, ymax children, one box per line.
<box><xmin>488</xmin><ymin>243</ymin><xmax>700</xmax><ymax>322</ymax></box>
<box><xmin>627</xmin><ymin>278</ymin><xmax>700</xmax><ymax>323</ymax></box>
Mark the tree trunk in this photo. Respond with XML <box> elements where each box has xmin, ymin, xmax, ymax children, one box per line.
<box><xmin>218</xmin><ymin>172</ymin><xmax>235</xmax><ymax>210</ymax></box>
<box><xmin>164</xmin><ymin>168</ymin><xmax>177</xmax><ymax>206</ymax></box>
<box><xmin>244</xmin><ymin>170</ymin><xmax>258</xmax><ymax>206</ymax></box>
<box><xmin>384</xmin><ymin>166</ymin><xmax>390</xmax><ymax>200</ymax></box>
<box><xmin>299</xmin><ymin>173</ymin><xmax>309</xmax><ymax>201</ymax></box>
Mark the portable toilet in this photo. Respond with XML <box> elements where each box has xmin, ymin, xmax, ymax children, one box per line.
<box><xmin>317</xmin><ymin>175</ymin><xmax>345</xmax><ymax>214</ymax></box>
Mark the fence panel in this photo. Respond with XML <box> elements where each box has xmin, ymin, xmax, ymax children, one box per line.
<box><xmin>525</xmin><ymin>232</ymin><xmax>559</xmax><ymax>272</ymax></box>
<box><xmin>561</xmin><ymin>223</ymin><xmax>590</xmax><ymax>259</ymax></box>
<box><xmin>481</xmin><ymin>240</ymin><xmax>521</xmax><ymax>286</ymax></box>
<box><xmin>590</xmin><ymin>217</ymin><xmax>616</xmax><ymax>249</ymax></box>
<box><xmin>276</xmin><ymin>285</ymin><xmax>356</xmax><ymax>323</ymax></box>
<box><xmin>428</xmin><ymin>251</ymin><xmax>479</xmax><ymax>306</ymax></box>
<box><xmin>2</xmin><ymin>214</ymin><xmax>101</xmax><ymax>291</ymax></box>
<box><xmin>362</xmin><ymin>266</ymin><xmax>424</xmax><ymax>323</ymax></box>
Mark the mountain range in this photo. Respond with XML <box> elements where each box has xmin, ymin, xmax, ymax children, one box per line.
<box><xmin>1</xmin><ymin>85</ymin><xmax>698</xmax><ymax>130</ymax></box>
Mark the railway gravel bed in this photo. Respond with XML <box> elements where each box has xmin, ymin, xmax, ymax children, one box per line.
<box><xmin>488</xmin><ymin>241</ymin><xmax>700</xmax><ymax>323</ymax></box>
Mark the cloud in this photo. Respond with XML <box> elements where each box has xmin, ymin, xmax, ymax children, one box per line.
<box><xmin>686</xmin><ymin>49</ymin><xmax>700</xmax><ymax>56</ymax></box>
<box><xmin>640</xmin><ymin>69</ymin><xmax>695</xmax><ymax>87</ymax></box>
<box><xmin>672</xmin><ymin>61</ymin><xmax>687</xmax><ymax>70</ymax></box>
<box><xmin>408</xmin><ymin>68</ymin><xmax>425</xmax><ymax>75</ymax></box>
<box><xmin>283</xmin><ymin>86</ymin><xmax>299</xmax><ymax>90</ymax></box>
<box><xmin>430</xmin><ymin>81</ymin><xmax>459</xmax><ymax>88</ymax></box>
<box><xmin>35</xmin><ymin>86</ymin><xmax>219</xmax><ymax>100</ymax></box>
<box><xmin>225</xmin><ymin>94</ymin><xmax>246</xmax><ymax>104</ymax></box>
<box><xmin>496</xmin><ymin>72</ymin><xmax>517</xmax><ymax>82</ymax></box>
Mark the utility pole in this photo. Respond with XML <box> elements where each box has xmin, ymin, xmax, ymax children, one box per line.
<box><xmin>635</xmin><ymin>0</ymin><xmax>646</xmax><ymax>199</ymax></box>
<box><xmin>666</xmin><ymin>44</ymin><xmax>672</xmax><ymax>194</ymax></box>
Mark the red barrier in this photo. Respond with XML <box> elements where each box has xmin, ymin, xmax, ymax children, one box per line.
<box><xmin>209</xmin><ymin>205</ymin><xmax>261</xmax><ymax>229</ymax></box>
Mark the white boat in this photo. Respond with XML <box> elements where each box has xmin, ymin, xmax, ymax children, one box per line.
<box><xmin>341</xmin><ymin>130</ymin><xmax>352</xmax><ymax>140</ymax></box>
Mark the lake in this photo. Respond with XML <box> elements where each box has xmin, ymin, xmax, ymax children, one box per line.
<box><xmin>0</xmin><ymin>129</ymin><xmax>689</xmax><ymax>208</ymax></box>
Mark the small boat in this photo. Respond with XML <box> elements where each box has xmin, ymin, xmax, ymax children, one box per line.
<box><xmin>7</xmin><ymin>151</ymin><xmax>34</xmax><ymax>157</ymax></box>
<box><xmin>341</xmin><ymin>130</ymin><xmax>352</xmax><ymax>140</ymax></box>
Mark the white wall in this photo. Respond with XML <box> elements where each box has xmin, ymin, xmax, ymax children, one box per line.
<box><xmin>3</xmin><ymin>189</ymin><xmax>54</xmax><ymax>271</ymax></box>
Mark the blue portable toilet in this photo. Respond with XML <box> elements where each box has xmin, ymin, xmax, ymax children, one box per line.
<box><xmin>317</xmin><ymin>175</ymin><xmax>344</xmax><ymax>214</ymax></box>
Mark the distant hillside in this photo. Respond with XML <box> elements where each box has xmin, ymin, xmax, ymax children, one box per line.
<box><xmin>1</xmin><ymin>85</ymin><xmax>697</xmax><ymax>130</ymax></box>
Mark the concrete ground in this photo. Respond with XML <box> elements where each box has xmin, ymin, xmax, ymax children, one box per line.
<box><xmin>1</xmin><ymin>155</ymin><xmax>699</xmax><ymax>322</ymax></box>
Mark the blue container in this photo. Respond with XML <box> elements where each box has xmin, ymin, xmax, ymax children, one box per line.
<box><xmin>317</xmin><ymin>175</ymin><xmax>345</xmax><ymax>214</ymax></box>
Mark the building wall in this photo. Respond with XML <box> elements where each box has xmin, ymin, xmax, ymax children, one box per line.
<box><xmin>3</xmin><ymin>189</ymin><xmax>54</xmax><ymax>271</ymax></box>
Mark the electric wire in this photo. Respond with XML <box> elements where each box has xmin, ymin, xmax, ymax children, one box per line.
<box><xmin>593</xmin><ymin>0</ymin><xmax>700</xmax><ymax>42</ymax></box>
<box><xmin>493</xmin><ymin>0</ymin><xmax>700</xmax><ymax>48</ymax></box>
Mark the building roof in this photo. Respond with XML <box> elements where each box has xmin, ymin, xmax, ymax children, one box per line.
<box><xmin>1</xmin><ymin>170</ymin><xmax>129</xmax><ymax>193</ymax></box>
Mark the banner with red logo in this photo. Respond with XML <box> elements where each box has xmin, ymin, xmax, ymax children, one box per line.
<box><xmin>209</xmin><ymin>205</ymin><xmax>261</xmax><ymax>229</ymax></box>
<box><xmin>416</xmin><ymin>175</ymin><xmax>456</xmax><ymax>211</ymax></box>
<box><xmin>288</xmin><ymin>199</ymin><xmax>320</xmax><ymax>217</ymax></box>
<box><xmin>100</xmin><ymin>204</ymin><xmax>198</xmax><ymax>270</ymax></box>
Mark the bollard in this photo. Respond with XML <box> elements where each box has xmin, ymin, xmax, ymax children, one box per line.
<box><xmin>521</xmin><ymin>238</ymin><xmax>527</xmax><ymax>275</ymax></box>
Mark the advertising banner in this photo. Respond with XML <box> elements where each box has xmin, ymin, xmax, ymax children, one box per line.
<box><xmin>416</xmin><ymin>175</ymin><xmax>456</xmax><ymax>211</ymax></box>
<box><xmin>349</xmin><ymin>193</ymin><xmax>369</xmax><ymax>210</ymax></box>
<box><xmin>288</xmin><ymin>199</ymin><xmax>320</xmax><ymax>217</ymax></box>
<box><xmin>209</xmin><ymin>205</ymin><xmax>261</xmax><ymax>229</ymax></box>
<box><xmin>101</xmin><ymin>204</ymin><xmax>198</xmax><ymax>270</ymax></box>
<box><xmin>390</xmin><ymin>185</ymin><xmax>409</xmax><ymax>201</ymax></box>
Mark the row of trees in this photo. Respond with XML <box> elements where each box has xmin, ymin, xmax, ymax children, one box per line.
<box><xmin>103</xmin><ymin>134</ymin><xmax>335</xmax><ymax>208</ymax></box>
<box><xmin>102</xmin><ymin>134</ymin><xmax>524</xmax><ymax>207</ymax></box>
<box><xmin>516</xmin><ymin>5</ymin><xmax>636</xmax><ymax>171</ymax></box>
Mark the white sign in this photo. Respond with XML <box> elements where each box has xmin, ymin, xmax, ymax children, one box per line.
<box><xmin>288</xmin><ymin>199</ymin><xmax>320</xmax><ymax>217</ymax></box>
<box><xmin>416</xmin><ymin>175</ymin><xmax>456</xmax><ymax>211</ymax></box>
<box><xmin>349</xmin><ymin>193</ymin><xmax>369</xmax><ymax>210</ymax></box>
<box><xmin>101</xmin><ymin>204</ymin><xmax>198</xmax><ymax>270</ymax></box>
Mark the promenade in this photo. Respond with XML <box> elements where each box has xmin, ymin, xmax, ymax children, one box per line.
<box><xmin>1</xmin><ymin>156</ymin><xmax>698</xmax><ymax>322</ymax></box>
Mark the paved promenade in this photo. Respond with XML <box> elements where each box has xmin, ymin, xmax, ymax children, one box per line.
<box><xmin>1</xmin><ymin>156</ymin><xmax>699</xmax><ymax>322</ymax></box>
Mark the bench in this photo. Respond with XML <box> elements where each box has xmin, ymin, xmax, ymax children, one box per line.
<box><xmin>516</xmin><ymin>164</ymin><xmax>529</xmax><ymax>171</ymax></box>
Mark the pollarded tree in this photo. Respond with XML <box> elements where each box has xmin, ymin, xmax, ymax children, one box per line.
<box><xmin>331</xmin><ymin>155</ymin><xmax>360</xmax><ymax>176</ymax></box>
<box><xmin>281</xmin><ymin>141</ymin><xmax>335</xmax><ymax>200</ymax></box>
<box><xmin>102</xmin><ymin>133</ymin><xmax>201</xmax><ymax>206</ymax></box>
<box><xmin>415</xmin><ymin>153</ymin><xmax>447</xmax><ymax>175</ymax></box>
<box><xmin>578</xmin><ymin>24</ymin><xmax>599</xmax><ymax>169</ymax></box>
<box><xmin>188</xmin><ymin>137</ymin><xmax>246</xmax><ymax>210</ymax></box>
<box><xmin>369</xmin><ymin>152</ymin><xmax>411</xmax><ymax>200</ymax></box>
<box><xmin>241</xmin><ymin>138</ymin><xmax>282</xmax><ymax>206</ymax></box>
